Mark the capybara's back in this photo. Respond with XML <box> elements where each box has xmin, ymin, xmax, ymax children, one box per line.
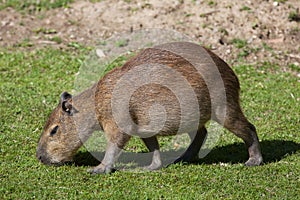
<box><xmin>96</xmin><ymin>42</ymin><xmax>238</xmax><ymax>136</ymax></box>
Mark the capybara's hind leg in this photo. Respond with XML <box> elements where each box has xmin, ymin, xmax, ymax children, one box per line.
<box><xmin>222</xmin><ymin>109</ymin><xmax>263</xmax><ymax>166</ymax></box>
<box><xmin>142</xmin><ymin>136</ymin><xmax>162</xmax><ymax>170</ymax></box>
<box><xmin>174</xmin><ymin>126</ymin><xmax>207</xmax><ymax>164</ymax></box>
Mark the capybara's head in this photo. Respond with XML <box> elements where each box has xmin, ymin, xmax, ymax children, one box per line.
<box><xmin>36</xmin><ymin>92</ymin><xmax>82</xmax><ymax>166</ymax></box>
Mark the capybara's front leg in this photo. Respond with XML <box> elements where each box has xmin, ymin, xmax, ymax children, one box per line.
<box><xmin>88</xmin><ymin>141</ymin><xmax>122</xmax><ymax>174</ymax></box>
<box><xmin>88</xmin><ymin>130</ymin><xmax>131</xmax><ymax>174</ymax></box>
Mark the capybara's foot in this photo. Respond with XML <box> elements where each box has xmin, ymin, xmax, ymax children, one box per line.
<box><xmin>144</xmin><ymin>162</ymin><xmax>162</xmax><ymax>171</ymax></box>
<box><xmin>245</xmin><ymin>156</ymin><xmax>263</xmax><ymax>166</ymax></box>
<box><xmin>87</xmin><ymin>163</ymin><xmax>116</xmax><ymax>174</ymax></box>
<box><xmin>174</xmin><ymin>154</ymin><xmax>200</xmax><ymax>164</ymax></box>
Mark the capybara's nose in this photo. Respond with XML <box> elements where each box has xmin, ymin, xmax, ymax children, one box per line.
<box><xmin>36</xmin><ymin>150</ymin><xmax>46</xmax><ymax>163</ymax></box>
<box><xmin>37</xmin><ymin>154</ymin><xmax>48</xmax><ymax>164</ymax></box>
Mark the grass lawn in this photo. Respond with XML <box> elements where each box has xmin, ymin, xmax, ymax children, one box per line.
<box><xmin>0</xmin><ymin>0</ymin><xmax>73</xmax><ymax>11</ymax></box>
<box><xmin>1</xmin><ymin>0</ymin><xmax>298</xmax><ymax>199</ymax></box>
<box><xmin>0</xmin><ymin>44</ymin><xmax>299</xmax><ymax>199</ymax></box>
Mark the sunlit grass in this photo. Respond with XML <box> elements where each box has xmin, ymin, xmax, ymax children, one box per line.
<box><xmin>0</xmin><ymin>47</ymin><xmax>299</xmax><ymax>199</ymax></box>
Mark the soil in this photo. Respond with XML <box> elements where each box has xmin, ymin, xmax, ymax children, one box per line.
<box><xmin>0</xmin><ymin>0</ymin><xmax>299</xmax><ymax>68</ymax></box>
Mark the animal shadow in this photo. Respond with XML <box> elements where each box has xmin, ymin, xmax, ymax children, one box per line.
<box><xmin>73</xmin><ymin>140</ymin><xmax>300</xmax><ymax>167</ymax></box>
<box><xmin>200</xmin><ymin>139</ymin><xmax>300</xmax><ymax>165</ymax></box>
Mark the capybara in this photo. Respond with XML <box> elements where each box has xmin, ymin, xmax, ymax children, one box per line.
<box><xmin>37</xmin><ymin>42</ymin><xmax>263</xmax><ymax>174</ymax></box>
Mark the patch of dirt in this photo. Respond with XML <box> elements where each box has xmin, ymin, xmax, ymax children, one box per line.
<box><xmin>0</xmin><ymin>0</ymin><xmax>299</xmax><ymax>67</ymax></box>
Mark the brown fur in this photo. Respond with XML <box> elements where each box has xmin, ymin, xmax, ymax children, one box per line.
<box><xmin>37</xmin><ymin>42</ymin><xmax>263</xmax><ymax>172</ymax></box>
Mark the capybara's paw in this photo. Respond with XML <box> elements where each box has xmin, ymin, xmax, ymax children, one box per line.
<box><xmin>143</xmin><ymin>163</ymin><xmax>162</xmax><ymax>171</ymax></box>
<box><xmin>245</xmin><ymin>156</ymin><xmax>263</xmax><ymax>166</ymax></box>
<box><xmin>174</xmin><ymin>154</ymin><xmax>200</xmax><ymax>164</ymax></box>
<box><xmin>87</xmin><ymin>163</ymin><xmax>115</xmax><ymax>174</ymax></box>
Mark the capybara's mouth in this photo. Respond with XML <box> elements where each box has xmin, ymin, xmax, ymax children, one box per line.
<box><xmin>36</xmin><ymin>147</ymin><xmax>74</xmax><ymax>166</ymax></box>
<box><xmin>38</xmin><ymin>157</ymin><xmax>71</xmax><ymax>166</ymax></box>
<box><xmin>37</xmin><ymin>154</ymin><xmax>68</xmax><ymax>166</ymax></box>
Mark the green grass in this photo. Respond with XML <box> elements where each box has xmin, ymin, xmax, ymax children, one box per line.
<box><xmin>240</xmin><ymin>6</ymin><xmax>251</xmax><ymax>11</ymax></box>
<box><xmin>288</xmin><ymin>10</ymin><xmax>300</xmax><ymax>22</ymax></box>
<box><xmin>0</xmin><ymin>47</ymin><xmax>299</xmax><ymax>199</ymax></box>
<box><xmin>231</xmin><ymin>38</ymin><xmax>248</xmax><ymax>49</ymax></box>
<box><xmin>0</xmin><ymin>0</ymin><xmax>73</xmax><ymax>12</ymax></box>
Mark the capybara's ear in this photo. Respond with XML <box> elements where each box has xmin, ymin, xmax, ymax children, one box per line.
<box><xmin>60</xmin><ymin>92</ymin><xmax>75</xmax><ymax>115</ymax></box>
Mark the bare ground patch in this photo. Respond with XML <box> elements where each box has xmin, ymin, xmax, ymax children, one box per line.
<box><xmin>0</xmin><ymin>0</ymin><xmax>299</xmax><ymax>68</ymax></box>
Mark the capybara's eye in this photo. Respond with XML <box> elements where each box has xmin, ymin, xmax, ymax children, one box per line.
<box><xmin>50</xmin><ymin>126</ymin><xmax>59</xmax><ymax>136</ymax></box>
